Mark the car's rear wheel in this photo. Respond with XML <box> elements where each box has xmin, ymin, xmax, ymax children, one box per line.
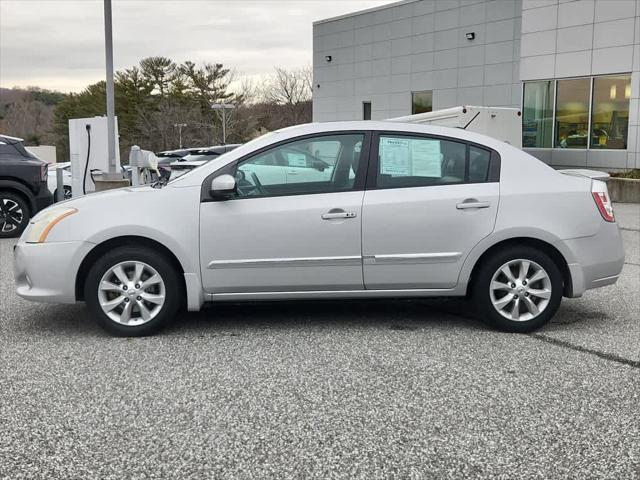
<box><xmin>84</xmin><ymin>246</ymin><xmax>182</xmax><ymax>336</ymax></box>
<box><xmin>0</xmin><ymin>191</ymin><xmax>30</xmax><ymax>238</ymax></box>
<box><xmin>472</xmin><ymin>246</ymin><xmax>563</xmax><ymax>332</ymax></box>
<box><xmin>53</xmin><ymin>186</ymin><xmax>73</xmax><ymax>201</ymax></box>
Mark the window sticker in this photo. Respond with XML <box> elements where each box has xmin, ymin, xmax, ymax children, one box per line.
<box><xmin>411</xmin><ymin>139</ymin><xmax>441</xmax><ymax>177</ymax></box>
<box><xmin>380</xmin><ymin>137</ymin><xmax>410</xmax><ymax>176</ymax></box>
<box><xmin>380</xmin><ymin>137</ymin><xmax>442</xmax><ymax>177</ymax></box>
<box><xmin>286</xmin><ymin>152</ymin><xmax>307</xmax><ymax>167</ymax></box>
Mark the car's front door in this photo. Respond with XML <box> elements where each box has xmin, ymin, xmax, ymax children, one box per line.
<box><xmin>362</xmin><ymin>133</ymin><xmax>500</xmax><ymax>289</ymax></box>
<box><xmin>199</xmin><ymin>132</ymin><xmax>369</xmax><ymax>293</ymax></box>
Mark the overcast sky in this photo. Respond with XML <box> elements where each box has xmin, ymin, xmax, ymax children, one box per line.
<box><xmin>0</xmin><ymin>0</ymin><xmax>390</xmax><ymax>93</ymax></box>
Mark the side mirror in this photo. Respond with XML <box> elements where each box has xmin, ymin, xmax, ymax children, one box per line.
<box><xmin>210</xmin><ymin>174</ymin><xmax>236</xmax><ymax>198</ymax></box>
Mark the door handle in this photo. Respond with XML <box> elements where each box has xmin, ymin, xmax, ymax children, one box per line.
<box><xmin>321</xmin><ymin>211</ymin><xmax>357</xmax><ymax>220</ymax></box>
<box><xmin>456</xmin><ymin>200</ymin><xmax>491</xmax><ymax>210</ymax></box>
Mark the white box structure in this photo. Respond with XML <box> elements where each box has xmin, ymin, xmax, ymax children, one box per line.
<box><xmin>69</xmin><ymin>116</ymin><xmax>120</xmax><ymax>196</ymax></box>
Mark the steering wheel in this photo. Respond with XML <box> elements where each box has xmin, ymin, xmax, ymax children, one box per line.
<box><xmin>250</xmin><ymin>172</ymin><xmax>267</xmax><ymax>195</ymax></box>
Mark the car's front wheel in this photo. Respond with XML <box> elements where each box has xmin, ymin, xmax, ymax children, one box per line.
<box><xmin>84</xmin><ymin>246</ymin><xmax>182</xmax><ymax>336</ymax></box>
<box><xmin>473</xmin><ymin>246</ymin><xmax>563</xmax><ymax>332</ymax></box>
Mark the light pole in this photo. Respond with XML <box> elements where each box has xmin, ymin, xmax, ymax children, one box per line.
<box><xmin>103</xmin><ymin>0</ymin><xmax>116</xmax><ymax>174</ymax></box>
<box><xmin>173</xmin><ymin>123</ymin><xmax>187</xmax><ymax>149</ymax></box>
<box><xmin>211</xmin><ymin>103</ymin><xmax>235</xmax><ymax>144</ymax></box>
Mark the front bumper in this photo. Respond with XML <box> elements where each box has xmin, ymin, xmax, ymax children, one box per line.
<box><xmin>14</xmin><ymin>240</ymin><xmax>94</xmax><ymax>304</ymax></box>
<box><xmin>560</xmin><ymin>221</ymin><xmax>625</xmax><ymax>298</ymax></box>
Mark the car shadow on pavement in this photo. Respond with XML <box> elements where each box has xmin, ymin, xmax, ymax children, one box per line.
<box><xmin>9</xmin><ymin>297</ymin><xmax>487</xmax><ymax>338</ymax></box>
<box><xmin>14</xmin><ymin>296</ymin><xmax>610</xmax><ymax>339</ymax></box>
<box><xmin>166</xmin><ymin>297</ymin><xmax>487</xmax><ymax>335</ymax></box>
<box><xmin>546</xmin><ymin>299</ymin><xmax>612</xmax><ymax>328</ymax></box>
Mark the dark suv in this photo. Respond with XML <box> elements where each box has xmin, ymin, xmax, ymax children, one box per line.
<box><xmin>0</xmin><ymin>135</ymin><xmax>53</xmax><ymax>238</ymax></box>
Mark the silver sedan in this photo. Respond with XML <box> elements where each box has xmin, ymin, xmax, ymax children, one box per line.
<box><xmin>14</xmin><ymin>122</ymin><xmax>624</xmax><ymax>336</ymax></box>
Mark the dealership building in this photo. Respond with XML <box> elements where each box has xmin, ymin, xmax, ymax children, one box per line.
<box><xmin>312</xmin><ymin>0</ymin><xmax>640</xmax><ymax>170</ymax></box>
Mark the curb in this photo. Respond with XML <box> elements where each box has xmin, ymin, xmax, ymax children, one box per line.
<box><xmin>608</xmin><ymin>178</ymin><xmax>640</xmax><ymax>203</ymax></box>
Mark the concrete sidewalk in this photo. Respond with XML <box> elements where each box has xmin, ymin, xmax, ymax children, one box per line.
<box><xmin>613</xmin><ymin>202</ymin><xmax>639</xmax><ymax>231</ymax></box>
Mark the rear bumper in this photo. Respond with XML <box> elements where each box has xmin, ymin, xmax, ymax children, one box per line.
<box><xmin>560</xmin><ymin>221</ymin><xmax>625</xmax><ymax>298</ymax></box>
<box><xmin>14</xmin><ymin>240</ymin><xmax>94</xmax><ymax>304</ymax></box>
<box><xmin>32</xmin><ymin>185</ymin><xmax>53</xmax><ymax>214</ymax></box>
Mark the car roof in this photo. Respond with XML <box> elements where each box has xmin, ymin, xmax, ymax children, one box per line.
<box><xmin>170</xmin><ymin>159</ymin><xmax>208</xmax><ymax>168</ymax></box>
<box><xmin>157</xmin><ymin>149</ymin><xmax>189</xmax><ymax>157</ymax></box>
<box><xmin>272</xmin><ymin>121</ymin><xmax>513</xmax><ymax>153</ymax></box>
<box><xmin>0</xmin><ymin>134</ymin><xmax>24</xmax><ymax>145</ymax></box>
<box><xmin>191</xmin><ymin>144</ymin><xmax>242</xmax><ymax>155</ymax></box>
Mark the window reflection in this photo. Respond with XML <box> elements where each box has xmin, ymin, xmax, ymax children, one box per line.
<box><xmin>591</xmin><ymin>75</ymin><xmax>630</xmax><ymax>150</ymax></box>
<box><xmin>523</xmin><ymin>81</ymin><xmax>554</xmax><ymax>148</ymax></box>
<box><xmin>555</xmin><ymin>78</ymin><xmax>590</xmax><ymax>149</ymax></box>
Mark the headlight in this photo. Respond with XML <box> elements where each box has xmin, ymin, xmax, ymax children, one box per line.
<box><xmin>24</xmin><ymin>207</ymin><xmax>78</xmax><ymax>243</ymax></box>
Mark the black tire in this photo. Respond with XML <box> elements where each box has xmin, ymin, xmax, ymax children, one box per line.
<box><xmin>0</xmin><ymin>191</ymin><xmax>31</xmax><ymax>238</ymax></box>
<box><xmin>472</xmin><ymin>246</ymin><xmax>563</xmax><ymax>333</ymax></box>
<box><xmin>84</xmin><ymin>245</ymin><xmax>183</xmax><ymax>336</ymax></box>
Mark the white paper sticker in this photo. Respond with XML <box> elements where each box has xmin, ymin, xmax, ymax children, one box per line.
<box><xmin>287</xmin><ymin>152</ymin><xmax>307</xmax><ymax>168</ymax></box>
<box><xmin>380</xmin><ymin>137</ymin><xmax>410</xmax><ymax>176</ymax></box>
<box><xmin>411</xmin><ymin>139</ymin><xmax>441</xmax><ymax>177</ymax></box>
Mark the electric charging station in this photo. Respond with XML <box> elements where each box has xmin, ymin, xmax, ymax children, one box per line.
<box><xmin>69</xmin><ymin>116</ymin><xmax>120</xmax><ymax>197</ymax></box>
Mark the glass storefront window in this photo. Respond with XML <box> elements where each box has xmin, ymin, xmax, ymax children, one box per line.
<box><xmin>555</xmin><ymin>78</ymin><xmax>590</xmax><ymax>149</ymax></box>
<box><xmin>590</xmin><ymin>75</ymin><xmax>630</xmax><ymax>149</ymax></box>
<box><xmin>522</xmin><ymin>81</ymin><xmax>554</xmax><ymax>148</ymax></box>
<box><xmin>412</xmin><ymin>91</ymin><xmax>432</xmax><ymax>115</ymax></box>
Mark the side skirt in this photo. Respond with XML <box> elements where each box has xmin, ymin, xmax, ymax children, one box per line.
<box><xmin>206</xmin><ymin>288</ymin><xmax>461</xmax><ymax>302</ymax></box>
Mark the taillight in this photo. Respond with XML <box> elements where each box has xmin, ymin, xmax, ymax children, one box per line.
<box><xmin>592</xmin><ymin>181</ymin><xmax>615</xmax><ymax>222</ymax></box>
<box><xmin>40</xmin><ymin>163</ymin><xmax>48</xmax><ymax>181</ymax></box>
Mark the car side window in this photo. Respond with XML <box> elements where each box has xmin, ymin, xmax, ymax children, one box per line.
<box><xmin>377</xmin><ymin>135</ymin><xmax>467</xmax><ymax>188</ymax></box>
<box><xmin>469</xmin><ymin>146</ymin><xmax>491</xmax><ymax>182</ymax></box>
<box><xmin>0</xmin><ymin>142</ymin><xmax>18</xmax><ymax>159</ymax></box>
<box><xmin>234</xmin><ymin>134</ymin><xmax>365</xmax><ymax>198</ymax></box>
<box><xmin>376</xmin><ymin>135</ymin><xmax>495</xmax><ymax>188</ymax></box>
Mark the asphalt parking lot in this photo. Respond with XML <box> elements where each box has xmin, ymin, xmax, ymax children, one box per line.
<box><xmin>1</xmin><ymin>204</ymin><xmax>638</xmax><ymax>479</ymax></box>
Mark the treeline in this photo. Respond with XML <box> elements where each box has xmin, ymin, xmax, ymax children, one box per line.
<box><xmin>0</xmin><ymin>57</ymin><xmax>312</xmax><ymax>162</ymax></box>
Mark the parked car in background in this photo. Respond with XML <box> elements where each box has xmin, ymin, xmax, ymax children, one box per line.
<box><xmin>156</xmin><ymin>148</ymin><xmax>190</xmax><ymax>162</ymax></box>
<box><xmin>156</xmin><ymin>149</ymin><xmax>191</xmax><ymax>181</ymax></box>
<box><xmin>14</xmin><ymin>122</ymin><xmax>624</xmax><ymax>336</ymax></box>
<box><xmin>168</xmin><ymin>159</ymin><xmax>208</xmax><ymax>181</ymax></box>
<box><xmin>0</xmin><ymin>134</ymin><xmax>53</xmax><ymax>237</ymax></box>
<box><xmin>181</xmin><ymin>144</ymin><xmax>242</xmax><ymax>162</ymax></box>
<box><xmin>47</xmin><ymin>162</ymin><xmax>73</xmax><ymax>201</ymax></box>
<box><xmin>162</xmin><ymin>144</ymin><xmax>241</xmax><ymax>182</ymax></box>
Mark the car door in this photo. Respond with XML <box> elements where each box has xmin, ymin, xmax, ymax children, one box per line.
<box><xmin>362</xmin><ymin>132</ymin><xmax>500</xmax><ymax>290</ymax></box>
<box><xmin>199</xmin><ymin>132</ymin><xmax>369</xmax><ymax>293</ymax></box>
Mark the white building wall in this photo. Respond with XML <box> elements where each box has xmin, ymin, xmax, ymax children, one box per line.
<box><xmin>313</xmin><ymin>0</ymin><xmax>640</xmax><ymax>170</ymax></box>
<box><xmin>313</xmin><ymin>0</ymin><xmax>522</xmax><ymax>122</ymax></box>
<box><xmin>24</xmin><ymin>145</ymin><xmax>57</xmax><ymax>164</ymax></box>
<box><xmin>520</xmin><ymin>0</ymin><xmax>640</xmax><ymax>169</ymax></box>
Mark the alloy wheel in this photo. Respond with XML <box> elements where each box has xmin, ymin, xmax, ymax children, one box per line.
<box><xmin>97</xmin><ymin>261</ymin><xmax>166</xmax><ymax>326</ymax></box>
<box><xmin>0</xmin><ymin>198</ymin><xmax>24</xmax><ymax>234</ymax></box>
<box><xmin>489</xmin><ymin>259</ymin><xmax>552</xmax><ymax>322</ymax></box>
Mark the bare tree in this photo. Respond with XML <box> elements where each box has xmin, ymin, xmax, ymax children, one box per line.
<box><xmin>2</xmin><ymin>97</ymin><xmax>55</xmax><ymax>145</ymax></box>
<box><xmin>262</xmin><ymin>66</ymin><xmax>313</xmax><ymax>125</ymax></box>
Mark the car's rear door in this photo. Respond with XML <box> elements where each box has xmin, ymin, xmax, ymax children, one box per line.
<box><xmin>199</xmin><ymin>132</ymin><xmax>370</xmax><ymax>293</ymax></box>
<box><xmin>361</xmin><ymin>132</ymin><xmax>500</xmax><ymax>289</ymax></box>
